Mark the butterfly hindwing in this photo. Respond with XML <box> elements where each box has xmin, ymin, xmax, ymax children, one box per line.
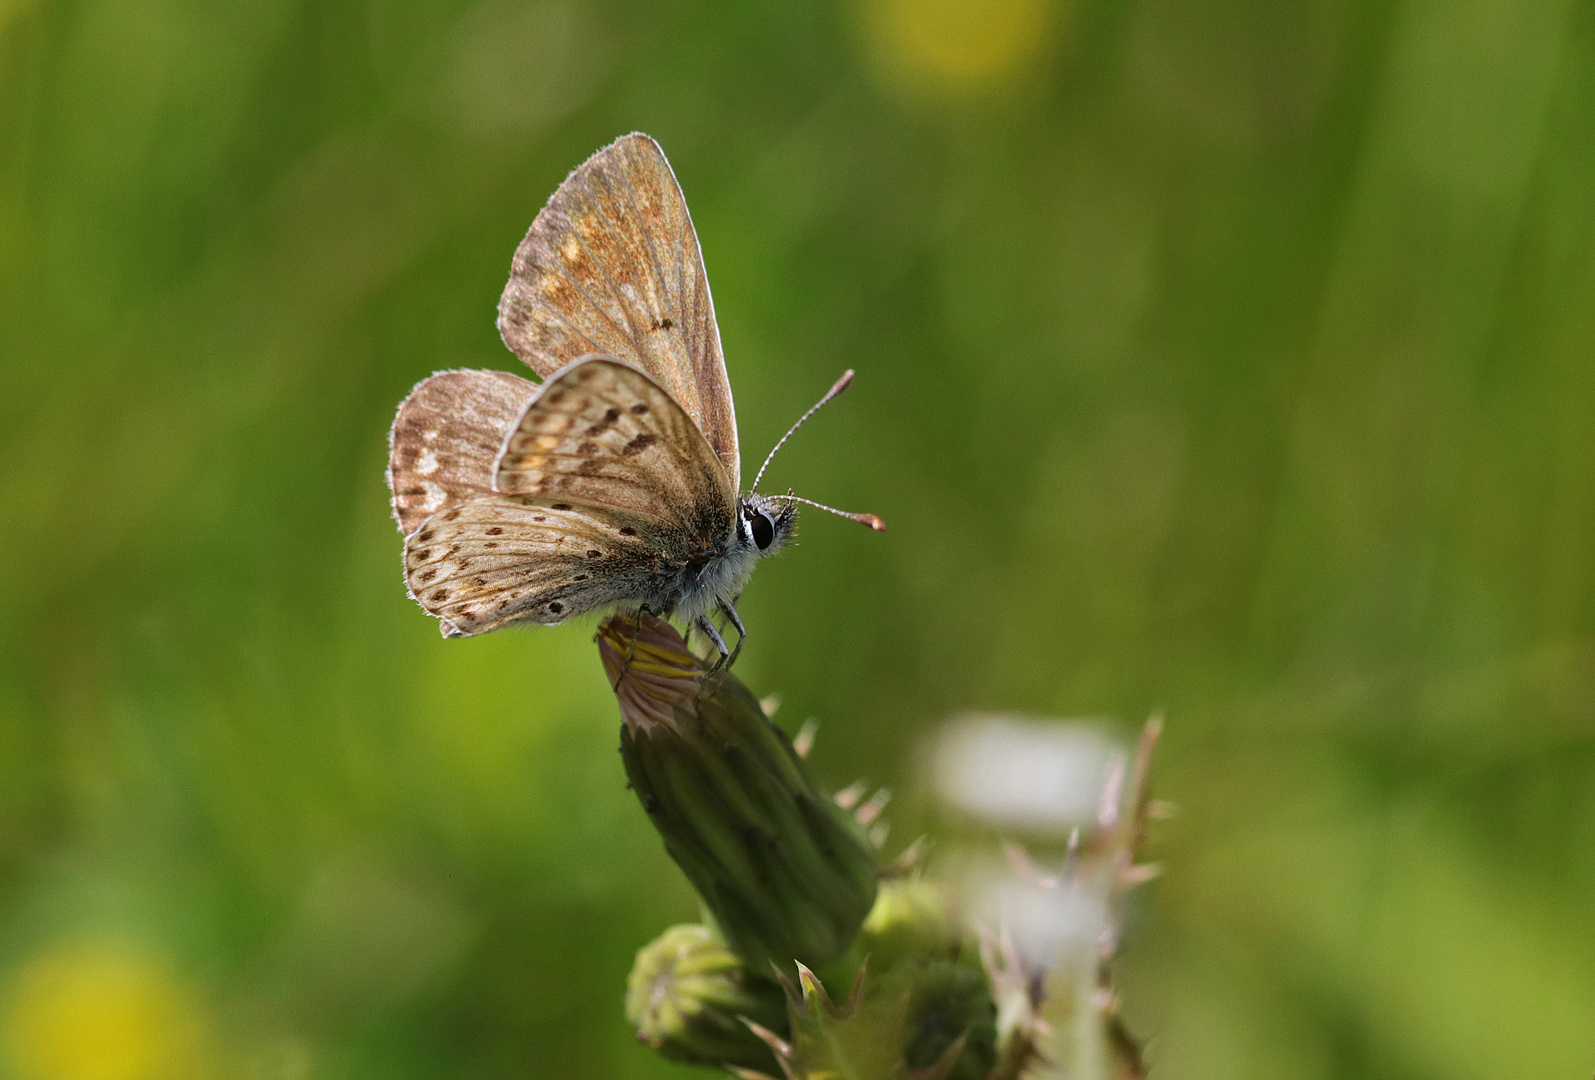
<box><xmin>496</xmin><ymin>133</ymin><xmax>740</xmax><ymax>490</ymax></box>
<box><xmin>404</xmin><ymin>497</ymin><xmax>687</xmax><ymax>637</ymax></box>
<box><xmin>388</xmin><ymin>369</ymin><xmax>539</xmax><ymax>535</ymax></box>
<box><xmin>494</xmin><ymin>357</ymin><xmax>736</xmax><ymax>535</ymax></box>
<box><xmin>400</xmin><ymin>358</ymin><xmax>739</xmax><ymax>638</ymax></box>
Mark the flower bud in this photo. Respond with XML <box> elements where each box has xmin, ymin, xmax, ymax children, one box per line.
<box><xmin>848</xmin><ymin>881</ymin><xmax>998</xmax><ymax>1080</ymax></box>
<box><xmin>902</xmin><ymin>959</ymin><xmax>997</xmax><ymax>1080</ymax></box>
<box><xmin>854</xmin><ymin>878</ymin><xmax>963</xmax><ymax>971</ymax></box>
<box><xmin>600</xmin><ymin>614</ymin><xmax>879</xmax><ymax>969</ymax></box>
<box><xmin>625</xmin><ymin>923</ymin><xmax>787</xmax><ymax>1070</ymax></box>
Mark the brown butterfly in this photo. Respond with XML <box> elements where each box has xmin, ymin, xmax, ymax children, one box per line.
<box><xmin>386</xmin><ymin>133</ymin><xmax>883</xmax><ymax>663</ymax></box>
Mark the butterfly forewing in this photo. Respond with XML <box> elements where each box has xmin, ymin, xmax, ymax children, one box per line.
<box><xmin>493</xmin><ymin>357</ymin><xmax>735</xmax><ymax>530</ymax></box>
<box><xmin>388</xmin><ymin>369</ymin><xmax>539</xmax><ymax>534</ymax></box>
<box><xmin>496</xmin><ymin>133</ymin><xmax>740</xmax><ymax>489</ymax></box>
<box><xmin>404</xmin><ymin>497</ymin><xmax>671</xmax><ymax>636</ymax></box>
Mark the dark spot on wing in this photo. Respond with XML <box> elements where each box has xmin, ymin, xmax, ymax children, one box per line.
<box><xmin>587</xmin><ymin>549</ymin><xmax>601</xmax><ymax>558</ymax></box>
<box><xmin>486</xmin><ymin>527</ymin><xmax>503</xmax><ymax>535</ymax></box>
<box><xmin>575</xmin><ymin>459</ymin><xmax>604</xmax><ymax>477</ymax></box>
<box><xmin>546</xmin><ymin>390</ymin><xmax>566</xmax><ymax>406</ymax></box>
<box><xmin>574</xmin><ymin>574</ymin><xmax>587</xmax><ymax>581</ymax></box>
<box><xmin>549</xmin><ymin>602</ymin><xmax>564</xmax><ymax>615</ymax></box>
<box><xmin>414</xmin><ymin>549</ymin><xmax>432</xmax><ymax>561</ymax></box>
<box><xmin>577</xmin><ymin>440</ymin><xmax>598</xmax><ymax>455</ymax></box>
<box><xmin>619</xmin><ymin>527</ymin><xmax>637</xmax><ymax>536</ymax></box>
<box><xmin>587</xmin><ymin>408</ymin><xmax>622</xmax><ymax>436</ymax></box>
<box><xmin>551</xmin><ymin>503</ymin><xmax>571</xmax><ymax>511</ymax></box>
<box><xmin>431</xmin><ymin>589</ymin><xmax>450</xmax><ymax>601</ymax></box>
<box><xmin>533</xmin><ymin>515</ymin><xmax>546</xmax><ymax>522</ymax></box>
<box><xmin>418</xmin><ymin>569</ymin><xmax>437</xmax><ymax>583</ymax></box>
<box><xmin>416</xmin><ymin>530</ymin><xmax>434</xmax><ymax>542</ymax></box>
<box><xmin>473</xmin><ymin>577</ymin><xmax>486</xmax><ymax>586</ymax></box>
<box><xmin>445</xmin><ymin>510</ymin><xmax>461</xmax><ymax>521</ymax></box>
<box><xmin>630</xmin><ymin>403</ymin><xmax>648</xmax><ymax>415</ymax></box>
<box><xmin>484</xmin><ymin>542</ymin><xmax>498</xmax><ymax>549</ymax></box>
<box><xmin>622</xmin><ymin>433</ymin><xmax>657</xmax><ymax>456</ymax></box>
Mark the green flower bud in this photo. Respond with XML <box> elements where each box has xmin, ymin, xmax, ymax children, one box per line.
<box><xmin>902</xmin><ymin>960</ymin><xmax>997</xmax><ymax>1080</ymax></box>
<box><xmin>836</xmin><ymin>881</ymin><xmax>998</xmax><ymax>1080</ymax></box>
<box><xmin>625</xmin><ymin>923</ymin><xmax>787</xmax><ymax>1070</ymax></box>
<box><xmin>600</xmin><ymin>614</ymin><xmax>879</xmax><ymax>969</ymax></box>
<box><xmin>855</xmin><ymin>879</ymin><xmax>963</xmax><ymax>972</ymax></box>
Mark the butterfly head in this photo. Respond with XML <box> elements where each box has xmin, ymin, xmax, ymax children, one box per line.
<box><xmin>741</xmin><ymin>369</ymin><xmax>886</xmax><ymax>547</ymax></box>
<box><xmin>738</xmin><ymin>495</ymin><xmax>798</xmax><ymax>557</ymax></box>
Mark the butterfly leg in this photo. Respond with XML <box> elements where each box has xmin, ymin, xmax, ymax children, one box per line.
<box><xmin>624</xmin><ymin>606</ymin><xmax>650</xmax><ymax>670</ymax></box>
<box><xmin>696</xmin><ymin>614</ymin><xmax>731</xmax><ymax>671</ymax></box>
<box><xmin>718</xmin><ymin>599</ymin><xmax>747</xmax><ymax>669</ymax></box>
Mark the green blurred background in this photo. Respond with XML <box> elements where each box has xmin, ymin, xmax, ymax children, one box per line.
<box><xmin>4</xmin><ymin>0</ymin><xmax>1595</xmax><ymax>1076</ymax></box>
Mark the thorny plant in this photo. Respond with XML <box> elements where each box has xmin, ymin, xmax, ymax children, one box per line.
<box><xmin>599</xmin><ymin>613</ymin><xmax>1163</xmax><ymax>1080</ymax></box>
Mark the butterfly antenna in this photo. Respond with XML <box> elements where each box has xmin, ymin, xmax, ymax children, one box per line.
<box><xmin>764</xmin><ymin>493</ymin><xmax>886</xmax><ymax>532</ymax></box>
<box><xmin>750</xmin><ymin>369</ymin><xmax>856</xmax><ymax>494</ymax></box>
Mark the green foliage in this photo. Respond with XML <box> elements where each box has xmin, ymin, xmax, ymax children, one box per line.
<box><xmin>739</xmin><ymin>964</ymin><xmax>966</xmax><ymax>1080</ymax></box>
<box><xmin>838</xmin><ymin>880</ymin><xmax>996</xmax><ymax>1080</ymax></box>
<box><xmin>3</xmin><ymin>0</ymin><xmax>1595</xmax><ymax>1077</ymax></box>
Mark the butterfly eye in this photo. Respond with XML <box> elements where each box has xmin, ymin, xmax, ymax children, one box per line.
<box><xmin>750</xmin><ymin>511</ymin><xmax>776</xmax><ymax>551</ymax></box>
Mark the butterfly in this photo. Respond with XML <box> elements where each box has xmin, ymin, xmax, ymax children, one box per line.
<box><xmin>386</xmin><ymin>133</ymin><xmax>883</xmax><ymax>664</ymax></box>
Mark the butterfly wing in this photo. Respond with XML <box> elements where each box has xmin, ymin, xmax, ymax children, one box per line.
<box><xmin>402</xmin><ymin>357</ymin><xmax>737</xmax><ymax>638</ymax></box>
<box><xmin>405</xmin><ymin>497</ymin><xmax>675</xmax><ymax>637</ymax></box>
<box><xmin>493</xmin><ymin>356</ymin><xmax>735</xmax><ymax>530</ymax></box>
<box><xmin>496</xmin><ymin>133</ymin><xmax>740</xmax><ymax>490</ymax></box>
<box><xmin>388</xmin><ymin>368</ymin><xmax>538</xmax><ymax>534</ymax></box>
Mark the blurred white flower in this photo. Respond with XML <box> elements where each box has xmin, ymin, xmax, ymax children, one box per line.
<box><xmin>965</xmin><ymin>863</ymin><xmax>1108</xmax><ymax>972</ymax></box>
<box><xmin>932</xmin><ymin>714</ymin><xmax>1120</xmax><ymax>833</ymax></box>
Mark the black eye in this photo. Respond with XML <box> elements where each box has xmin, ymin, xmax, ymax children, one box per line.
<box><xmin>750</xmin><ymin>511</ymin><xmax>775</xmax><ymax>551</ymax></box>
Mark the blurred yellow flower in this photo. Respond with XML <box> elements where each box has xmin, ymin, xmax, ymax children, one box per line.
<box><xmin>0</xmin><ymin>0</ymin><xmax>34</xmax><ymax>37</ymax></box>
<box><xmin>1</xmin><ymin>942</ymin><xmax>206</xmax><ymax>1080</ymax></box>
<box><xmin>862</xmin><ymin>0</ymin><xmax>1059</xmax><ymax>95</ymax></box>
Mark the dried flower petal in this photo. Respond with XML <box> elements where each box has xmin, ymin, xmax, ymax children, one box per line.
<box><xmin>596</xmin><ymin>612</ymin><xmax>704</xmax><ymax>731</ymax></box>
